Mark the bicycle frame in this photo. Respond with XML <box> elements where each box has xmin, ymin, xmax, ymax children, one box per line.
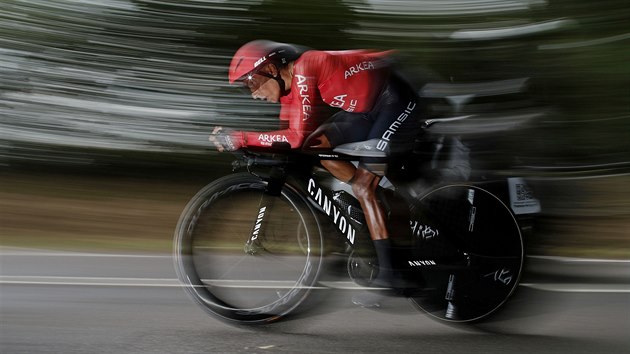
<box><xmin>175</xmin><ymin>147</ymin><xmax>528</xmax><ymax>324</ymax></box>
<box><xmin>236</xmin><ymin>146</ymin><xmax>530</xmax><ymax>274</ymax></box>
<box><xmin>175</xmin><ymin>73</ymin><xmax>542</xmax><ymax>324</ymax></box>
<box><xmin>238</xmin><ymin>149</ymin><xmax>371</xmax><ymax>254</ymax></box>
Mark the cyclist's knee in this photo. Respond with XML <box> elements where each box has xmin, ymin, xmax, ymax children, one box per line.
<box><xmin>351</xmin><ymin>168</ymin><xmax>379</xmax><ymax>202</ymax></box>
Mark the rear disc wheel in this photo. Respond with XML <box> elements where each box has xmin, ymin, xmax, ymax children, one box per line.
<box><xmin>407</xmin><ymin>185</ymin><xmax>524</xmax><ymax>323</ymax></box>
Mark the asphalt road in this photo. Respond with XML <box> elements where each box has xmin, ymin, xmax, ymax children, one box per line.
<box><xmin>1</xmin><ymin>248</ymin><xmax>628</xmax><ymax>354</ymax></box>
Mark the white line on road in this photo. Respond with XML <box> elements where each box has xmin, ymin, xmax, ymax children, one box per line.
<box><xmin>519</xmin><ymin>283</ymin><xmax>630</xmax><ymax>293</ymax></box>
<box><xmin>1</xmin><ymin>276</ymin><xmax>628</xmax><ymax>293</ymax></box>
<box><xmin>2</xmin><ymin>248</ymin><xmax>627</xmax><ymax>264</ymax></box>
<box><xmin>0</xmin><ymin>276</ymin><xmax>180</xmax><ymax>287</ymax></box>
<box><xmin>0</xmin><ymin>248</ymin><xmax>171</xmax><ymax>258</ymax></box>
<box><xmin>527</xmin><ymin>255</ymin><xmax>630</xmax><ymax>264</ymax></box>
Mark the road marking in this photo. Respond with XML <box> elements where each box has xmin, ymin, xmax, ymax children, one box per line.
<box><xmin>527</xmin><ymin>255</ymin><xmax>630</xmax><ymax>264</ymax></box>
<box><xmin>3</xmin><ymin>248</ymin><xmax>626</xmax><ymax>264</ymax></box>
<box><xmin>519</xmin><ymin>283</ymin><xmax>630</xmax><ymax>293</ymax></box>
<box><xmin>0</xmin><ymin>276</ymin><xmax>379</xmax><ymax>290</ymax></box>
<box><xmin>0</xmin><ymin>248</ymin><xmax>170</xmax><ymax>258</ymax></box>
<box><xmin>1</xmin><ymin>276</ymin><xmax>628</xmax><ymax>293</ymax></box>
<box><xmin>2</xmin><ymin>249</ymin><xmax>627</xmax><ymax>293</ymax></box>
<box><xmin>0</xmin><ymin>276</ymin><xmax>180</xmax><ymax>287</ymax></box>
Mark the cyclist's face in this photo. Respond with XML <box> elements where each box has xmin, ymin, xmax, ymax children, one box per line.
<box><xmin>241</xmin><ymin>65</ymin><xmax>281</xmax><ymax>103</ymax></box>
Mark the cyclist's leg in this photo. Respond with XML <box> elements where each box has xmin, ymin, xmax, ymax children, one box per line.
<box><xmin>310</xmin><ymin>112</ymin><xmax>391</xmax><ymax>241</ymax></box>
<box><xmin>360</xmin><ymin>71</ymin><xmax>422</xmax><ymax>240</ymax></box>
<box><xmin>312</xmin><ymin>111</ymin><xmax>372</xmax><ymax>183</ymax></box>
<box><xmin>315</xmin><ymin>134</ymin><xmax>356</xmax><ymax>182</ymax></box>
<box><xmin>350</xmin><ymin>168</ymin><xmax>395</xmax><ymax>307</ymax></box>
<box><xmin>351</xmin><ymin>74</ymin><xmax>423</xmax><ymax>306</ymax></box>
<box><xmin>310</xmin><ymin>93</ymin><xmax>420</xmax><ymax>307</ymax></box>
<box><xmin>351</xmin><ymin>167</ymin><xmax>389</xmax><ymax>240</ymax></box>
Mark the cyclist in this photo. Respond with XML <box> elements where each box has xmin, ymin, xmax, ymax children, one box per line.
<box><xmin>210</xmin><ymin>40</ymin><xmax>422</xmax><ymax>307</ymax></box>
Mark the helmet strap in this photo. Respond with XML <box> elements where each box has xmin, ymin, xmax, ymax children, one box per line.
<box><xmin>249</xmin><ymin>63</ymin><xmax>290</xmax><ymax>97</ymax></box>
<box><xmin>270</xmin><ymin>63</ymin><xmax>290</xmax><ymax>97</ymax></box>
<box><xmin>273</xmin><ymin>74</ymin><xmax>289</xmax><ymax>97</ymax></box>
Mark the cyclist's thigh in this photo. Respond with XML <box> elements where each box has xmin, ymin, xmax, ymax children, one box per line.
<box><xmin>321</xmin><ymin>111</ymin><xmax>373</xmax><ymax>147</ymax></box>
<box><xmin>366</xmin><ymin>79</ymin><xmax>421</xmax><ymax>156</ymax></box>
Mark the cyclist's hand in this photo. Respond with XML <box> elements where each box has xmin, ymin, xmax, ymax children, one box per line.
<box><xmin>209</xmin><ymin>126</ymin><xmax>243</xmax><ymax>152</ymax></box>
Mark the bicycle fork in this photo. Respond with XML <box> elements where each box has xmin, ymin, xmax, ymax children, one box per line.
<box><xmin>244</xmin><ymin>202</ymin><xmax>273</xmax><ymax>255</ymax></box>
<box><xmin>244</xmin><ymin>170</ymin><xmax>285</xmax><ymax>255</ymax></box>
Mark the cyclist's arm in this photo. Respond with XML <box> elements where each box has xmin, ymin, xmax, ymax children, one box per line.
<box><xmin>241</xmin><ymin>126</ymin><xmax>304</xmax><ymax>149</ymax></box>
<box><xmin>241</xmin><ymin>74</ymin><xmax>323</xmax><ymax>149</ymax></box>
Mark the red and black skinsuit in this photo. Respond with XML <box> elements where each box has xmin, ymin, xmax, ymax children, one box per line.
<box><xmin>232</xmin><ymin>49</ymin><xmax>424</xmax><ymax>304</ymax></box>
<box><xmin>233</xmin><ymin>49</ymin><xmax>422</xmax><ymax>162</ymax></box>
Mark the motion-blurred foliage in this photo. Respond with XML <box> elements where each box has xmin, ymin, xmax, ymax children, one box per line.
<box><xmin>1</xmin><ymin>0</ymin><xmax>628</xmax><ymax>257</ymax></box>
<box><xmin>1</xmin><ymin>0</ymin><xmax>628</xmax><ymax>169</ymax></box>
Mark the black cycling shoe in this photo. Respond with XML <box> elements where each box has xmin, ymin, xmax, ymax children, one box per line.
<box><xmin>351</xmin><ymin>238</ymin><xmax>397</xmax><ymax>308</ymax></box>
<box><xmin>351</xmin><ymin>270</ymin><xmax>406</xmax><ymax>308</ymax></box>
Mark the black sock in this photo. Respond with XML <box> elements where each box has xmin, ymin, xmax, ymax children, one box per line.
<box><xmin>373</xmin><ymin>238</ymin><xmax>394</xmax><ymax>283</ymax></box>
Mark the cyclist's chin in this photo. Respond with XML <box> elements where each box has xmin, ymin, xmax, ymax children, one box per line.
<box><xmin>261</xmin><ymin>95</ymin><xmax>279</xmax><ymax>103</ymax></box>
<box><xmin>252</xmin><ymin>94</ymin><xmax>278</xmax><ymax>103</ymax></box>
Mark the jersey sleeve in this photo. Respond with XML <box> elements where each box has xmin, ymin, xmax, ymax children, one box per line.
<box><xmin>241</xmin><ymin>104</ymin><xmax>304</xmax><ymax>149</ymax></box>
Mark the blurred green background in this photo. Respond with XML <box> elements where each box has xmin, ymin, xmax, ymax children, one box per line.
<box><xmin>1</xmin><ymin>0</ymin><xmax>628</xmax><ymax>258</ymax></box>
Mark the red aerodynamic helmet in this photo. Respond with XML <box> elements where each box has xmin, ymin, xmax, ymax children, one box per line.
<box><xmin>228</xmin><ymin>40</ymin><xmax>303</xmax><ymax>84</ymax></box>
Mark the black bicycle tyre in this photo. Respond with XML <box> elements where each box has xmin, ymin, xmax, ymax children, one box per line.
<box><xmin>407</xmin><ymin>184</ymin><xmax>524</xmax><ymax>323</ymax></box>
<box><xmin>174</xmin><ymin>173</ymin><xmax>323</xmax><ymax>325</ymax></box>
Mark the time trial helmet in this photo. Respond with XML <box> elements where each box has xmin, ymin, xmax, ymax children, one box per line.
<box><xmin>228</xmin><ymin>40</ymin><xmax>303</xmax><ymax>84</ymax></box>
